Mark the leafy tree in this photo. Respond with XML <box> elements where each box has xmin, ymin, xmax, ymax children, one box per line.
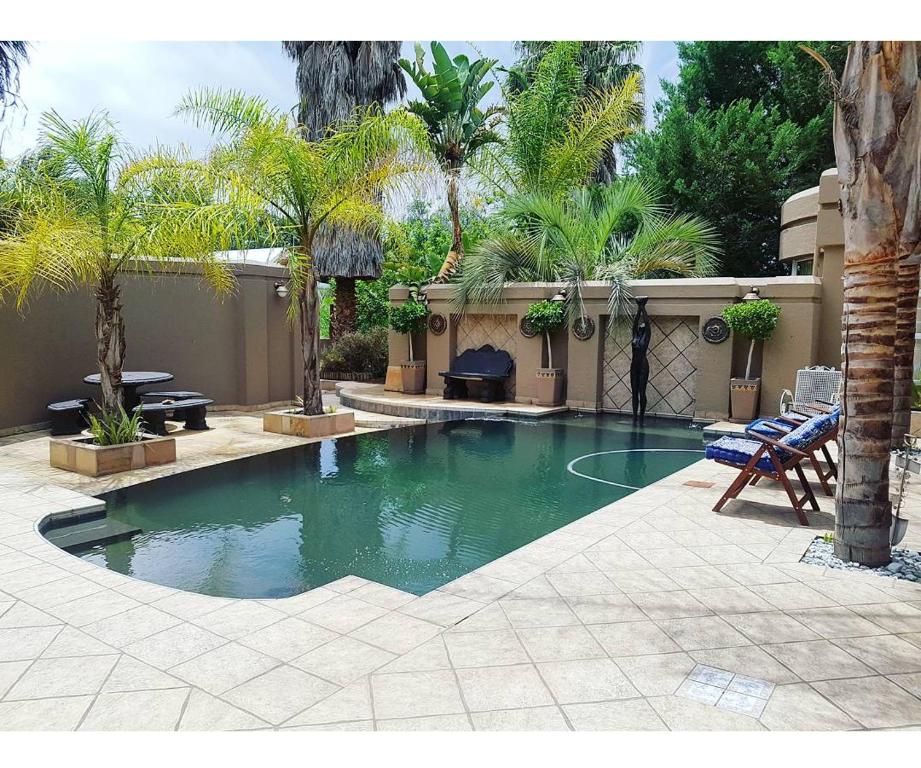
<box><xmin>0</xmin><ymin>42</ymin><xmax>28</xmax><ymax>118</ymax></box>
<box><xmin>722</xmin><ymin>299</ymin><xmax>781</xmax><ymax>379</ymax></box>
<box><xmin>399</xmin><ymin>42</ymin><xmax>502</xmax><ymax>281</ymax></box>
<box><xmin>0</xmin><ymin>111</ymin><xmax>240</xmax><ymax>412</ymax></box>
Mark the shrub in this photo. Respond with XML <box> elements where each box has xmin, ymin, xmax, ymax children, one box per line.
<box><xmin>88</xmin><ymin>407</ymin><xmax>143</xmax><ymax>446</ymax></box>
<box><xmin>912</xmin><ymin>381</ymin><xmax>921</xmax><ymax>411</ymax></box>
<box><xmin>320</xmin><ymin>327</ymin><xmax>389</xmax><ymax>377</ymax></box>
<box><xmin>525</xmin><ymin>300</ymin><xmax>566</xmax><ymax>368</ymax></box>
<box><xmin>388</xmin><ymin>299</ymin><xmax>430</xmax><ymax>362</ymax></box>
<box><xmin>722</xmin><ymin>298</ymin><xmax>781</xmax><ymax>379</ymax></box>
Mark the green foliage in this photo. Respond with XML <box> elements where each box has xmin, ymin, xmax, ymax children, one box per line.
<box><xmin>912</xmin><ymin>381</ymin><xmax>921</xmax><ymax>411</ymax></box>
<box><xmin>624</xmin><ymin>41</ymin><xmax>848</xmax><ymax>278</ymax></box>
<box><xmin>320</xmin><ymin>327</ymin><xmax>388</xmax><ymax>376</ymax></box>
<box><xmin>88</xmin><ymin>407</ymin><xmax>143</xmax><ymax>446</ymax></box>
<box><xmin>525</xmin><ymin>300</ymin><xmax>566</xmax><ymax>335</ymax></box>
<box><xmin>722</xmin><ymin>299</ymin><xmax>781</xmax><ymax>343</ymax></box>
<box><xmin>389</xmin><ymin>297</ymin><xmax>429</xmax><ymax>335</ymax></box>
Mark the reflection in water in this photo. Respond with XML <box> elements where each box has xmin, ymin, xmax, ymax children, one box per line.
<box><xmin>75</xmin><ymin>414</ymin><xmax>702</xmax><ymax>598</ymax></box>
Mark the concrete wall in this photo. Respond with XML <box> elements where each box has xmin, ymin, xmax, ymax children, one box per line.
<box><xmin>0</xmin><ymin>263</ymin><xmax>299</xmax><ymax>432</ymax></box>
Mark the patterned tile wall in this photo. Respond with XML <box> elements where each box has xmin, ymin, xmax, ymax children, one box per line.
<box><xmin>455</xmin><ymin>314</ymin><xmax>518</xmax><ymax>398</ymax></box>
<box><xmin>602</xmin><ymin>315</ymin><xmax>699</xmax><ymax>417</ymax></box>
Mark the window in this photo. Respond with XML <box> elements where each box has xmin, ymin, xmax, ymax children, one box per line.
<box><xmin>792</xmin><ymin>258</ymin><xmax>814</xmax><ymax>276</ymax></box>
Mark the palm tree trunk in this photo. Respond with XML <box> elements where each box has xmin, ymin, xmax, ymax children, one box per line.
<box><xmin>892</xmin><ymin>260</ymin><xmax>920</xmax><ymax>448</ymax></box>
<box><xmin>436</xmin><ymin>169</ymin><xmax>464</xmax><ymax>282</ymax></box>
<box><xmin>298</xmin><ymin>264</ymin><xmax>324</xmax><ymax>416</ymax></box>
<box><xmin>94</xmin><ymin>276</ymin><xmax>126</xmax><ymax>413</ymax></box>
<box><xmin>330</xmin><ymin>276</ymin><xmax>358</xmax><ymax>340</ymax></box>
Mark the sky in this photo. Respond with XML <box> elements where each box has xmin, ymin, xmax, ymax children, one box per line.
<box><xmin>0</xmin><ymin>41</ymin><xmax>680</xmax><ymax>157</ymax></box>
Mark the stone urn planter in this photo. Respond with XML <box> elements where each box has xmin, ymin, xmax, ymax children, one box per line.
<box><xmin>400</xmin><ymin>360</ymin><xmax>426</xmax><ymax>395</ymax></box>
<box><xmin>263</xmin><ymin>409</ymin><xmax>355</xmax><ymax>438</ymax></box>
<box><xmin>535</xmin><ymin>368</ymin><xmax>564</xmax><ymax>406</ymax></box>
<box><xmin>729</xmin><ymin>378</ymin><xmax>761</xmax><ymax>422</ymax></box>
<box><xmin>49</xmin><ymin>435</ymin><xmax>176</xmax><ymax>477</ymax></box>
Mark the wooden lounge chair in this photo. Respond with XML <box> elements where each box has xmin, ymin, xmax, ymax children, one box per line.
<box><xmin>705</xmin><ymin>410</ymin><xmax>839</xmax><ymax>525</ymax></box>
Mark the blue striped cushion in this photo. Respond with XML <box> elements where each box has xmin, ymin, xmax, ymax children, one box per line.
<box><xmin>705</xmin><ymin>436</ymin><xmax>779</xmax><ymax>473</ymax></box>
<box><xmin>779</xmin><ymin>411</ymin><xmax>837</xmax><ymax>450</ymax></box>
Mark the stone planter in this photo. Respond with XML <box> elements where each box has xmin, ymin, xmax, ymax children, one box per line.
<box><xmin>49</xmin><ymin>435</ymin><xmax>176</xmax><ymax>477</ymax></box>
<box><xmin>263</xmin><ymin>409</ymin><xmax>355</xmax><ymax>438</ymax></box>
<box><xmin>401</xmin><ymin>360</ymin><xmax>426</xmax><ymax>394</ymax></box>
<box><xmin>535</xmin><ymin>368</ymin><xmax>565</xmax><ymax>406</ymax></box>
<box><xmin>384</xmin><ymin>365</ymin><xmax>404</xmax><ymax>392</ymax></box>
<box><xmin>729</xmin><ymin>377</ymin><xmax>761</xmax><ymax>423</ymax></box>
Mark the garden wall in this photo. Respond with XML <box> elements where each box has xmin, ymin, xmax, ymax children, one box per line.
<box><xmin>0</xmin><ymin>263</ymin><xmax>300</xmax><ymax>433</ymax></box>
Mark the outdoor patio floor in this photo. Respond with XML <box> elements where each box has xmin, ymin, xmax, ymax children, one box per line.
<box><xmin>3</xmin><ymin>413</ymin><xmax>921</xmax><ymax>730</ymax></box>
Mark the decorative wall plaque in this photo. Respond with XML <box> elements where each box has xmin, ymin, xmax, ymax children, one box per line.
<box><xmin>519</xmin><ymin>316</ymin><xmax>538</xmax><ymax>338</ymax></box>
<box><xmin>428</xmin><ymin>313</ymin><xmax>447</xmax><ymax>336</ymax></box>
<box><xmin>702</xmin><ymin>316</ymin><xmax>730</xmax><ymax>344</ymax></box>
<box><xmin>572</xmin><ymin>316</ymin><xmax>596</xmax><ymax>341</ymax></box>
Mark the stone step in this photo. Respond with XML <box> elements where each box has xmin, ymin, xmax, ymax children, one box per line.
<box><xmin>44</xmin><ymin>516</ymin><xmax>141</xmax><ymax>552</ymax></box>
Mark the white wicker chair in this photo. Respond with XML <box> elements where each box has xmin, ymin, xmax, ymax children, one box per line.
<box><xmin>779</xmin><ymin>366</ymin><xmax>842</xmax><ymax>414</ymax></box>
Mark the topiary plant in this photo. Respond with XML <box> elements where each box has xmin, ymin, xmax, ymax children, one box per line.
<box><xmin>389</xmin><ymin>299</ymin><xmax>430</xmax><ymax>361</ymax></box>
<box><xmin>525</xmin><ymin>300</ymin><xmax>566</xmax><ymax>368</ymax></box>
<box><xmin>722</xmin><ymin>299</ymin><xmax>781</xmax><ymax>380</ymax></box>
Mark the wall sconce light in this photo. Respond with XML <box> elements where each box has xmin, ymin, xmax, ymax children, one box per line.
<box><xmin>274</xmin><ymin>282</ymin><xmax>289</xmax><ymax>299</ymax></box>
<box><xmin>742</xmin><ymin>286</ymin><xmax>760</xmax><ymax>302</ymax></box>
<box><xmin>550</xmin><ymin>289</ymin><xmax>567</xmax><ymax>303</ymax></box>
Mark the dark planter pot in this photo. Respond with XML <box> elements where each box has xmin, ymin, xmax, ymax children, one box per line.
<box><xmin>729</xmin><ymin>377</ymin><xmax>761</xmax><ymax>423</ymax></box>
<box><xmin>401</xmin><ymin>361</ymin><xmax>426</xmax><ymax>394</ymax></box>
<box><xmin>535</xmin><ymin>368</ymin><xmax>565</xmax><ymax>406</ymax></box>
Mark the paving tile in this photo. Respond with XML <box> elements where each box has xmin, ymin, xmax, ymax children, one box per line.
<box><xmin>758</xmin><ymin>682</ymin><xmax>861</xmax><ymax>730</ymax></box>
<box><xmin>237</xmin><ymin>617</ymin><xmax>337</xmax><ymax>662</ymax></box>
<box><xmin>170</xmin><ymin>642</ymin><xmax>279</xmax><ymax>694</ymax></box>
<box><xmin>888</xmin><ymin>672</ymin><xmax>921</xmax><ymax>698</ymax></box>
<box><xmin>717</xmin><ymin>564</ymin><xmax>796</xmax><ymax>586</ymax></box>
<box><xmin>260</xmin><ymin>586</ymin><xmax>337</xmax><ymax>616</ymax></box>
<box><xmin>583</xmin><ymin>549</ymin><xmax>652</xmax><ymax>572</ymax></box>
<box><xmin>833</xmin><ymin>634</ymin><xmax>921</xmax><ymax>675</ymax></box>
<box><xmin>292</xmin><ymin>636</ymin><xmax>395</xmax><ymax>685</ymax></box>
<box><xmin>728</xmin><ymin>674</ymin><xmax>775</xmax><ymax>699</ymax></box>
<box><xmin>0</xmin><ymin>625</ymin><xmax>61</xmax><ymax>661</ymax></box>
<box><xmin>546</xmin><ymin>570</ymin><xmax>619</xmax><ymax>597</ymax></box>
<box><xmin>298</xmin><ymin>594</ymin><xmax>389</xmax><ymax>634</ymax></box>
<box><xmin>658</xmin><ymin>616</ymin><xmax>751</xmax><ymax>651</ymax></box>
<box><xmin>457</xmin><ymin>663</ymin><xmax>553</xmax><ymax>711</ymax></box>
<box><xmin>284</xmin><ymin>680</ymin><xmax>372</xmax><ymax>726</ymax></box>
<box><xmin>444</xmin><ymin>628</ymin><xmax>530</xmax><ymax>668</ymax></box>
<box><xmin>808</xmin><ymin>579</ymin><xmax>900</xmax><ymax>607</ymax></box>
<box><xmin>812</xmin><ymin>676</ymin><xmax>921</xmax><ymax>728</ymax></box>
<box><xmin>378</xmin><ymin>637</ymin><xmax>451</xmax><ymax>673</ymax></box>
<box><xmin>565</xmin><ymin>594</ymin><xmax>646</xmax><ymax>625</ymax></box>
<box><xmin>516</xmin><ymin>625</ymin><xmax>606</xmax><ymax>662</ymax></box>
<box><xmin>178</xmin><ymin>688</ymin><xmax>268</xmax><ymax>730</ymax></box>
<box><xmin>641</xmin><ymin>547</ymin><xmax>708</xmax><ymax>569</ymax></box>
<box><xmin>41</xmin><ymin>626</ymin><xmax>117</xmax><ymax>658</ymax></box>
<box><xmin>630</xmin><ymin>590</ymin><xmax>711</xmax><ymax>620</ymax></box>
<box><xmin>398</xmin><ymin>591</ymin><xmax>485</xmax><ymax>627</ymax></box>
<box><xmin>472</xmin><ymin>706</ymin><xmax>570</xmax><ymax>731</ymax></box>
<box><xmin>222</xmin><ymin>665</ymin><xmax>339</xmax><ymax>725</ymax></box>
<box><xmin>44</xmin><ymin>589</ymin><xmax>141</xmax><ymax>627</ymax></box>
<box><xmin>751</xmin><ymin>582</ymin><xmax>837</xmax><ymax>611</ymax></box>
<box><xmin>723</xmin><ymin>611</ymin><xmax>819</xmax><ymax>644</ymax></box>
<box><xmin>716</xmin><ymin>690</ymin><xmax>766</xmax><ymax>718</ymax></box>
<box><xmin>191</xmin><ymin>600</ymin><xmax>286</xmax><ymax>640</ymax></box>
<box><xmin>82</xmin><ymin>604</ymin><xmax>182</xmax><ymax>648</ymax></box>
<box><xmin>349</xmin><ymin>611</ymin><xmax>442</xmax><ymax>655</ymax></box>
<box><xmin>664</xmin><ymin>566</ymin><xmax>740</xmax><ymax>590</ymax></box>
<box><xmin>564</xmin><ymin>699</ymin><xmax>666</xmax><ymax>731</ymax></box>
<box><xmin>101</xmin><ymin>655</ymin><xmax>186</xmax><ymax>693</ymax></box>
<box><xmin>851</xmin><ymin>602</ymin><xmax>921</xmax><ymax>633</ymax></box>
<box><xmin>0</xmin><ymin>660</ymin><xmax>28</xmax><ymax>698</ymax></box>
<box><xmin>616</xmin><ymin>652</ymin><xmax>696</xmax><ymax>696</ymax></box>
<box><xmin>675</xmin><ymin>679</ymin><xmax>724</xmax><ymax>705</ymax></box>
<box><xmin>607</xmin><ymin>569</ymin><xmax>682</xmax><ymax>594</ymax></box>
<box><xmin>440</xmin><ymin>572</ymin><xmax>518</xmax><ymax>602</ymax></box>
<box><xmin>0</xmin><ymin>600</ymin><xmax>62</xmax><ymax>628</ymax></box>
<box><xmin>376</xmin><ymin>714</ymin><xmax>472</xmax><ymax>731</ymax></box>
<box><xmin>123</xmin><ymin>622</ymin><xmax>227</xmax><ymax>669</ymax></box>
<box><xmin>689</xmin><ymin>645</ymin><xmax>800</xmax><ymax>685</ymax></box>
<box><xmin>762</xmin><ymin>640</ymin><xmax>874</xmax><ymax>681</ymax></box>
<box><xmin>5</xmin><ymin>654</ymin><xmax>118</xmax><ymax>699</ymax></box>
<box><xmin>325</xmin><ymin>575</ymin><xmax>369</xmax><ymax>594</ymax></box>
<box><xmin>371</xmin><ymin>670</ymin><xmax>465</xmax><ymax>720</ymax></box>
<box><xmin>688</xmin><ymin>664</ymin><xmax>733</xmax><ymax>687</ymax></box>
<box><xmin>649</xmin><ymin>694</ymin><xmax>766</xmax><ymax>730</ymax></box>
<box><xmin>451</xmin><ymin>602</ymin><xmax>511</xmax><ymax>632</ymax></box>
<box><xmin>688</xmin><ymin>587</ymin><xmax>775</xmax><ymax>615</ymax></box>
<box><xmin>0</xmin><ymin>695</ymin><xmax>93</xmax><ymax>731</ymax></box>
<box><xmin>537</xmin><ymin>658</ymin><xmax>639</xmax><ymax>704</ymax></box>
<box><xmin>499</xmin><ymin>597</ymin><xmax>580</xmax><ymax>628</ymax></box>
<box><xmin>149</xmin><ymin>591</ymin><xmax>233</xmax><ymax>621</ymax></box>
<box><xmin>79</xmin><ymin>688</ymin><xmax>189</xmax><ymax>730</ymax></box>
<box><xmin>286</xmin><ymin>720</ymin><xmax>372</xmax><ymax>731</ymax></box>
<box><xmin>349</xmin><ymin>582</ymin><xmax>416</xmax><ymax>610</ymax></box>
<box><xmin>786</xmin><ymin>606</ymin><xmax>889</xmax><ymax>639</ymax></box>
<box><xmin>589</xmin><ymin>621</ymin><xmax>681</xmax><ymax>656</ymax></box>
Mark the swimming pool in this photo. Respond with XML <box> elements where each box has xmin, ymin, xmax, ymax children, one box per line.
<box><xmin>67</xmin><ymin>414</ymin><xmax>704</xmax><ymax>598</ymax></box>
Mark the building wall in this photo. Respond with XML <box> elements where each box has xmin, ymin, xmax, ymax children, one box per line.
<box><xmin>0</xmin><ymin>263</ymin><xmax>299</xmax><ymax>433</ymax></box>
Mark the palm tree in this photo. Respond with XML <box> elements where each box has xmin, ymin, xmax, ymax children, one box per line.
<box><xmin>0</xmin><ymin>111</ymin><xmax>239</xmax><ymax>412</ymax></box>
<box><xmin>506</xmin><ymin>40</ymin><xmax>644</xmax><ymax>181</ymax></box>
<box><xmin>282</xmin><ymin>42</ymin><xmax>406</xmax><ymax>339</ymax></box>
<box><xmin>459</xmin><ymin>179</ymin><xmax>719</xmax><ymax>320</ymax></box>
<box><xmin>399</xmin><ymin>42</ymin><xmax>502</xmax><ymax>281</ymax></box>
<box><xmin>804</xmin><ymin>41</ymin><xmax>921</xmax><ymax>566</ymax></box>
<box><xmin>172</xmin><ymin>88</ymin><xmax>425</xmax><ymax>415</ymax></box>
<box><xmin>473</xmin><ymin>41</ymin><xmax>643</xmax><ymax>203</ymax></box>
<box><xmin>0</xmin><ymin>41</ymin><xmax>28</xmax><ymax>118</ymax></box>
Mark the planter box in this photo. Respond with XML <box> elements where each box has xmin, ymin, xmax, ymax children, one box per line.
<box><xmin>49</xmin><ymin>435</ymin><xmax>176</xmax><ymax>477</ymax></box>
<box><xmin>263</xmin><ymin>409</ymin><xmax>355</xmax><ymax>438</ymax></box>
<box><xmin>729</xmin><ymin>377</ymin><xmax>761</xmax><ymax>423</ymax></box>
<box><xmin>535</xmin><ymin>368</ymin><xmax>565</xmax><ymax>406</ymax></box>
<box><xmin>401</xmin><ymin>360</ymin><xmax>426</xmax><ymax>394</ymax></box>
<box><xmin>319</xmin><ymin>371</ymin><xmax>376</xmax><ymax>382</ymax></box>
<box><xmin>384</xmin><ymin>365</ymin><xmax>404</xmax><ymax>392</ymax></box>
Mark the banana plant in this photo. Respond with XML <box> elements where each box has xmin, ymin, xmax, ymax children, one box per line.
<box><xmin>400</xmin><ymin>42</ymin><xmax>502</xmax><ymax>281</ymax></box>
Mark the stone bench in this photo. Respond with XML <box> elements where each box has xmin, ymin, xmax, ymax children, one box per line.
<box><xmin>47</xmin><ymin>399</ymin><xmax>90</xmax><ymax>436</ymax></box>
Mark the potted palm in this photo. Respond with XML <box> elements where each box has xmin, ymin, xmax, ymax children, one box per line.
<box><xmin>526</xmin><ymin>300</ymin><xmax>566</xmax><ymax>406</ymax></box>
<box><xmin>389</xmin><ymin>298</ymin><xmax>430</xmax><ymax>394</ymax></box>
<box><xmin>722</xmin><ymin>297</ymin><xmax>781</xmax><ymax>422</ymax></box>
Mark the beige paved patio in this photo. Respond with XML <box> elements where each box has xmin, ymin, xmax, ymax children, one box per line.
<box><xmin>2</xmin><ymin>414</ymin><xmax>921</xmax><ymax>730</ymax></box>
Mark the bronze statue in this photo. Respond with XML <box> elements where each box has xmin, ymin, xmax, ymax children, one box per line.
<box><xmin>630</xmin><ymin>296</ymin><xmax>651</xmax><ymax>419</ymax></box>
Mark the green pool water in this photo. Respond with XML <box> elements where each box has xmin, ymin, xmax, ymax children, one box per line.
<box><xmin>75</xmin><ymin>414</ymin><xmax>704</xmax><ymax>598</ymax></box>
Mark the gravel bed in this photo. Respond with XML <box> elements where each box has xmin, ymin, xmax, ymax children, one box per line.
<box><xmin>802</xmin><ymin>537</ymin><xmax>921</xmax><ymax>582</ymax></box>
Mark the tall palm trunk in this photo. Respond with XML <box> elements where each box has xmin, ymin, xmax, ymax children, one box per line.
<box><xmin>298</xmin><ymin>260</ymin><xmax>324</xmax><ymax>416</ymax></box>
<box><xmin>94</xmin><ymin>275</ymin><xmax>126</xmax><ymax>412</ymax></box>
<box><xmin>892</xmin><ymin>260</ymin><xmax>920</xmax><ymax>448</ymax></box>
<box><xmin>829</xmin><ymin>41</ymin><xmax>921</xmax><ymax>566</ymax></box>
<box><xmin>330</xmin><ymin>276</ymin><xmax>358</xmax><ymax>340</ymax></box>
<box><xmin>436</xmin><ymin>168</ymin><xmax>464</xmax><ymax>282</ymax></box>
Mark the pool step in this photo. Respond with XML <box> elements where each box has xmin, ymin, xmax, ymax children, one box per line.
<box><xmin>44</xmin><ymin>516</ymin><xmax>141</xmax><ymax>552</ymax></box>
